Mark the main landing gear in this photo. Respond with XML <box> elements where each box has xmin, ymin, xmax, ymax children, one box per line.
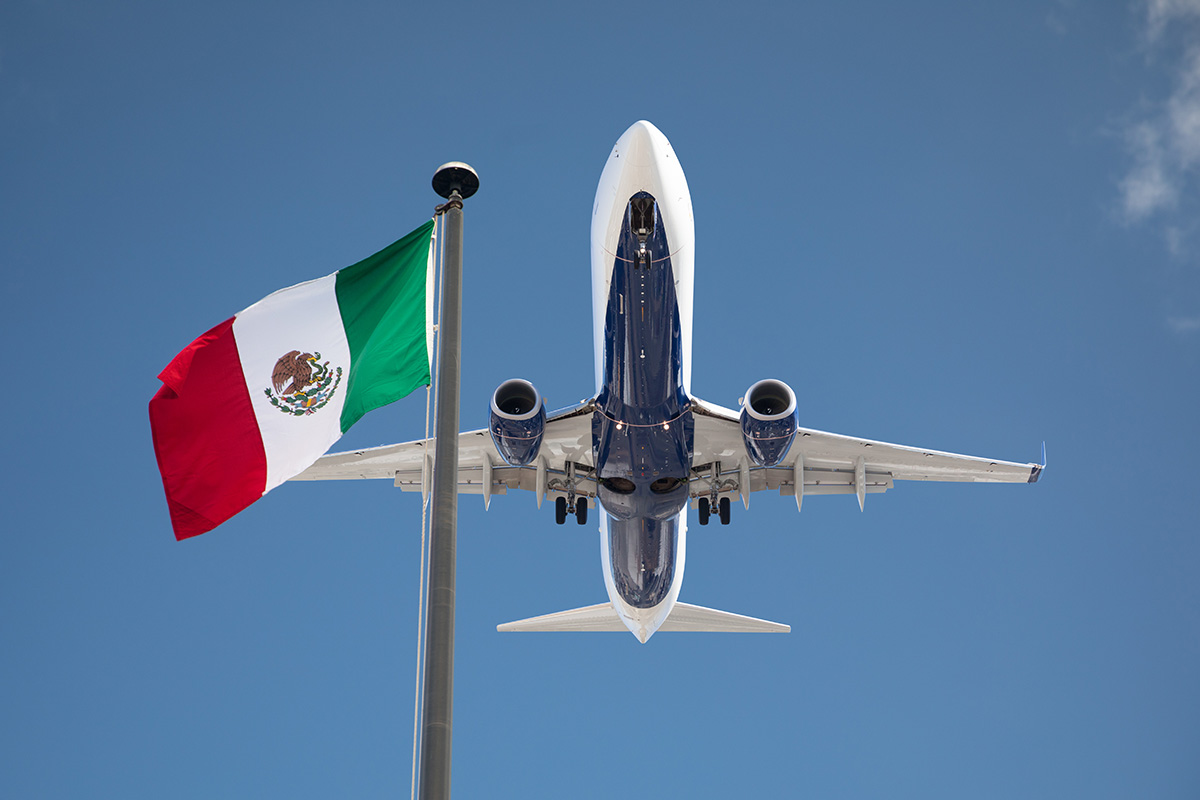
<box><xmin>553</xmin><ymin>461</ymin><xmax>589</xmax><ymax>526</ymax></box>
<box><xmin>555</xmin><ymin>495</ymin><xmax>588</xmax><ymax>526</ymax></box>
<box><xmin>697</xmin><ymin>496</ymin><xmax>731</xmax><ymax>526</ymax></box>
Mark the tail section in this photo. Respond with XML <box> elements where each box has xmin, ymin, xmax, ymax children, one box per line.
<box><xmin>497</xmin><ymin>602</ymin><xmax>789</xmax><ymax>634</ymax></box>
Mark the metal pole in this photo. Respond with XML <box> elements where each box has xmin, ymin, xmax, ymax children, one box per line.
<box><xmin>419</xmin><ymin>163</ymin><xmax>478</xmax><ymax>800</ymax></box>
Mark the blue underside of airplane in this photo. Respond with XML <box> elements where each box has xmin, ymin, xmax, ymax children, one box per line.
<box><xmin>594</xmin><ymin>192</ymin><xmax>694</xmax><ymax>609</ymax></box>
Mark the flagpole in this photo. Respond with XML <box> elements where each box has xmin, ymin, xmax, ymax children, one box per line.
<box><xmin>419</xmin><ymin>162</ymin><xmax>478</xmax><ymax>800</ymax></box>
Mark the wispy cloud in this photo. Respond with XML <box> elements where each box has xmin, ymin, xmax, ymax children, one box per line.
<box><xmin>1120</xmin><ymin>3</ymin><xmax>1200</xmax><ymax>334</ymax></box>
<box><xmin>1167</xmin><ymin>48</ymin><xmax>1200</xmax><ymax>166</ymax></box>
<box><xmin>1145</xmin><ymin>0</ymin><xmax>1200</xmax><ymax>43</ymax></box>
<box><xmin>1167</xmin><ymin>315</ymin><xmax>1200</xmax><ymax>332</ymax></box>
<box><xmin>1121</xmin><ymin>121</ymin><xmax>1177</xmax><ymax>220</ymax></box>
<box><xmin>1165</xmin><ymin>225</ymin><xmax>1188</xmax><ymax>255</ymax></box>
<box><xmin>1120</xmin><ymin>2</ymin><xmax>1200</xmax><ymax>224</ymax></box>
<box><xmin>1045</xmin><ymin>0</ymin><xmax>1072</xmax><ymax>36</ymax></box>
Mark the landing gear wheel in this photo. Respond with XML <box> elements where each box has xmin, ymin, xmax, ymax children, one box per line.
<box><xmin>555</xmin><ymin>496</ymin><xmax>567</xmax><ymax>525</ymax></box>
<box><xmin>698</xmin><ymin>497</ymin><xmax>710</xmax><ymax>526</ymax></box>
<box><xmin>575</xmin><ymin>498</ymin><xmax>588</xmax><ymax>525</ymax></box>
<box><xmin>719</xmin><ymin>496</ymin><xmax>731</xmax><ymax>525</ymax></box>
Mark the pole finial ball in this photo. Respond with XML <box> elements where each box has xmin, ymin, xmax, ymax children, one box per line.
<box><xmin>432</xmin><ymin>162</ymin><xmax>479</xmax><ymax>200</ymax></box>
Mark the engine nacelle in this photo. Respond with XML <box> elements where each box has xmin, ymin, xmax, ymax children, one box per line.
<box><xmin>489</xmin><ymin>378</ymin><xmax>546</xmax><ymax>466</ymax></box>
<box><xmin>740</xmin><ymin>379</ymin><xmax>799</xmax><ymax>467</ymax></box>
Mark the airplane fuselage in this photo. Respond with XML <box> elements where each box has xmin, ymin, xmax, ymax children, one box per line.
<box><xmin>591</xmin><ymin>121</ymin><xmax>696</xmax><ymax>642</ymax></box>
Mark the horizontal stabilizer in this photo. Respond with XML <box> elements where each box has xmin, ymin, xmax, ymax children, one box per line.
<box><xmin>660</xmin><ymin>602</ymin><xmax>790</xmax><ymax>633</ymax></box>
<box><xmin>497</xmin><ymin>602</ymin><xmax>789</xmax><ymax>634</ymax></box>
<box><xmin>498</xmin><ymin>603</ymin><xmax>627</xmax><ymax>632</ymax></box>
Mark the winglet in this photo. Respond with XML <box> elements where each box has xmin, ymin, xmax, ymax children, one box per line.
<box><xmin>1028</xmin><ymin>442</ymin><xmax>1046</xmax><ymax>483</ymax></box>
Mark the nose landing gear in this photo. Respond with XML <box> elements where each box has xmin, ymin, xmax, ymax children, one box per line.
<box><xmin>630</xmin><ymin>193</ymin><xmax>655</xmax><ymax>270</ymax></box>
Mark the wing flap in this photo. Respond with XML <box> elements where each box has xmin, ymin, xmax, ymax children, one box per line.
<box><xmin>689</xmin><ymin>467</ymin><xmax>894</xmax><ymax>506</ymax></box>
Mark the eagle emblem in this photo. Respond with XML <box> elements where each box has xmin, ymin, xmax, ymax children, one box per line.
<box><xmin>264</xmin><ymin>350</ymin><xmax>343</xmax><ymax>416</ymax></box>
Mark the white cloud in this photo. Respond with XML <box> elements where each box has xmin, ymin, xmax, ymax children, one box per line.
<box><xmin>1045</xmin><ymin>0</ymin><xmax>1075</xmax><ymax>35</ymax></box>
<box><xmin>1167</xmin><ymin>315</ymin><xmax>1200</xmax><ymax>332</ymax></box>
<box><xmin>1120</xmin><ymin>4</ymin><xmax>1200</xmax><ymax>224</ymax></box>
<box><xmin>1124</xmin><ymin>4</ymin><xmax>1200</xmax><ymax>335</ymax></box>
<box><xmin>1167</xmin><ymin>49</ymin><xmax>1200</xmax><ymax>166</ymax></box>
<box><xmin>1145</xmin><ymin>0</ymin><xmax>1200</xmax><ymax>43</ymax></box>
<box><xmin>1121</xmin><ymin>122</ymin><xmax>1177</xmax><ymax>220</ymax></box>
<box><xmin>1165</xmin><ymin>225</ymin><xmax>1187</xmax><ymax>255</ymax></box>
<box><xmin>1045</xmin><ymin>13</ymin><xmax>1068</xmax><ymax>35</ymax></box>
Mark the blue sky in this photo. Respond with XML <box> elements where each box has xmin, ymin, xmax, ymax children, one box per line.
<box><xmin>3</xmin><ymin>1</ymin><xmax>1199</xmax><ymax>797</ymax></box>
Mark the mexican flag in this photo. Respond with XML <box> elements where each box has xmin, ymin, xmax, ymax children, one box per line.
<box><xmin>150</xmin><ymin>220</ymin><xmax>436</xmax><ymax>540</ymax></box>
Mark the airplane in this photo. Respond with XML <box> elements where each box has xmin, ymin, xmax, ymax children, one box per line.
<box><xmin>293</xmin><ymin>120</ymin><xmax>1043</xmax><ymax>643</ymax></box>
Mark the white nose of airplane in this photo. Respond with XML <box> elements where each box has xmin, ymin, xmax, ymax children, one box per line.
<box><xmin>619</xmin><ymin>120</ymin><xmax>663</xmax><ymax>167</ymax></box>
<box><xmin>614</xmin><ymin>119</ymin><xmax>672</xmax><ymax>170</ymax></box>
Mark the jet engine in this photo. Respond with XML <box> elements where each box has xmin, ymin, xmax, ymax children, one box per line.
<box><xmin>489</xmin><ymin>378</ymin><xmax>546</xmax><ymax>466</ymax></box>
<box><xmin>740</xmin><ymin>379</ymin><xmax>799</xmax><ymax>467</ymax></box>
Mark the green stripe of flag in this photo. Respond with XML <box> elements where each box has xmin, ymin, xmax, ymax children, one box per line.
<box><xmin>335</xmin><ymin>219</ymin><xmax>435</xmax><ymax>432</ymax></box>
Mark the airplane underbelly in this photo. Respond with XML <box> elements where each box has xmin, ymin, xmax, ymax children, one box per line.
<box><xmin>608</xmin><ymin>515</ymin><xmax>679</xmax><ymax>609</ymax></box>
<box><xmin>592</xmin><ymin>189</ymin><xmax>693</xmax><ymax>611</ymax></box>
<box><xmin>589</xmin><ymin>120</ymin><xmax>697</xmax><ymax>634</ymax></box>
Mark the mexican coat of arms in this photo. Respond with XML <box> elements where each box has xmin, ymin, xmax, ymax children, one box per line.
<box><xmin>264</xmin><ymin>350</ymin><xmax>343</xmax><ymax>415</ymax></box>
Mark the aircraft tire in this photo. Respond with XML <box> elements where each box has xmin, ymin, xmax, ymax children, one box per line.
<box><xmin>698</xmin><ymin>497</ymin><xmax>710</xmax><ymax>526</ymax></box>
<box><xmin>555</xmin><ymin>496</ymin><xmax>567</xmax><ymax>525</ymax></box>
<box><xmin>575</xmin><ymin>498</ymin><xmax>588</xmax><ymax>525</ymax></box>
<box><xmin>719</xmin><ymin>497</ymin><xmax>731</xmax><ymax>525</ymax></box>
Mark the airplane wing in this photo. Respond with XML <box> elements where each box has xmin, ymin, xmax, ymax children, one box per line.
<box><xmin>688</xmin><ymin>396</ymin><xmax>1042</xmax><ymax>510</ymax></box>
<box><xmin>294</xmin><ymin>395</ymin><xmax>1042</xmax><ymax>512</ymax></box>
<box><xmin>291</xmin><ymin>402</ymin><xmax>598</xmax><ymax>508</ymax></box>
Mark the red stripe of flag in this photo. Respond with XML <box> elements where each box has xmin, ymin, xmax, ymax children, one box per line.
<box><xmin>149</xmin><ymin>317</ymin><xmax>268</xmax><ymax>540</ymax></box>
